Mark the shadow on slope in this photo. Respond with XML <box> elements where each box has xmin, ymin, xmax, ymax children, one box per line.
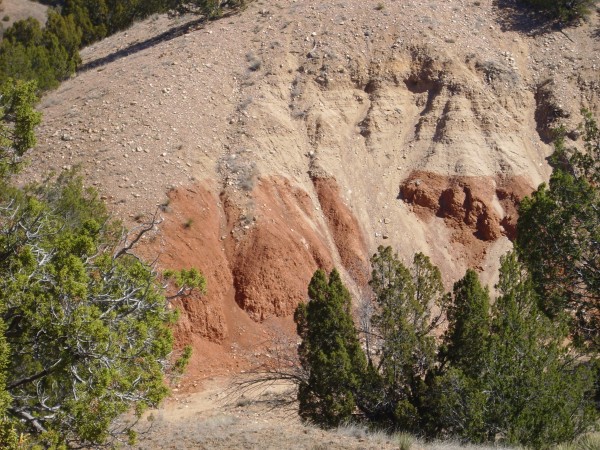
<box><xmin>78</xmin><ymin>5</ymin><xmax>244</xmax><ymax>73</ymax></box>
<box><xmin>78</xmin><ymin>16</ymin><xmax>207</xmax><ymax>72</ymax></box>
<box><xmin>493</xmin><ymin>0</ymin><xmax>558</xmax><ymax>36</ymax></box>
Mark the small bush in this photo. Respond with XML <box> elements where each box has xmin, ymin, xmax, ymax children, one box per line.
<box><xmin>246</xmin><ymin>52</ymin><xmax>262</xmax><ymax>71</ymax></box>
<box><xmin>397</xmin><ymin>433</ymin><xmax>413</xmax><ymax>450</ymax></box>
<box><xmin>159</xmin><ymin>198</ymin><xmax>170</xmax><ymax>212</ymax></box>
<box><xmin>569</xmin><ymin>434</ymin><xmax>600</xmax><ymax>450</ymax></box>
<box><xmin>248</xmin><ymin>58</ymin><xmax>261</xmax><ymax>71</ymax></box>
<box><xmin>237</xmin><ymin>96</ymin><xmax>253</xmax><ymax>111</ymax></box>
<box><xmin>520</xmin><ymin>0</ymin><xmax>596</xmax><ymax>22</ymax></box>
<box><xmin>2</xmin><ymin>15</ymin><xmax>8</xmax><ymax>22</ymax></box>
<box><xmin>235</xmin><ymin>397</ymin><xmax>253</xmax><ymax>408</ymax></box>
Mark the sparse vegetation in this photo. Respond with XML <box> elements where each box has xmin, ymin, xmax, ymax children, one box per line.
<box><xmin>238</xmin><ymin>96</ymin><xmax>253</xmax><ymax>111</ymax></box>
<box><xmin>239</xmin><ymin>167</ymin><xmax>256</xmax><ymax>191</ymax></box>
<box><xmin>246</xmin><ymin>52</ymin><xmax>262</xmax><ymax>71</ymax></box>
<box><xmin>558</xmin><ymin>433</ymin><xmax>600</xmax><ymax>450</ymax></box>
<box><xmin>397</xmin><ymin>433</ymin><xmax>413</xmax><ymax>450</ymax></box>
<box><xmin>519</xmin><ymin>0</ymin><xmax>597</xmax><ymax>22</ymax></box>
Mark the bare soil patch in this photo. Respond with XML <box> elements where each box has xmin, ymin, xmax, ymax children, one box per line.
<box><xmin>126</xmin><ymin>377</ymin><xmax>509</xmax><ymax>450</ymax></box>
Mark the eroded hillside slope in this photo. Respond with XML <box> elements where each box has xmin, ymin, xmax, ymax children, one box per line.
<box><xmin>24</xmin><ymin>0</ymin><xmax>600</xmax><ymax>378</ymax></box>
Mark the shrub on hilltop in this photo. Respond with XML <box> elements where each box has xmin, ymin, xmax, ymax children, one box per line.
<box><xmin>0</xmin><ymin>1</ymin><xmax>249</xmax><ymax>93</ymax></box>
<box><xmin>520</xmin><ymin>0</ymin><xmax>597</xmax><ymax>22</ymax></box>
<box><xmin>0</xmin><ymin>12</ymin><xmax>81</xmax><ymax>91</ymax></box>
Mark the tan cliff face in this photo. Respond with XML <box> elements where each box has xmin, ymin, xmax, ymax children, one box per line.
<box><xmin>22</xmin><ymin>0</ymin><xmax>600</xmax><ymax>380</ymax></box>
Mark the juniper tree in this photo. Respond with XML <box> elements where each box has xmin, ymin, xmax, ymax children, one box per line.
<box><xmin>482</xmin><ymin>252</ymin><xmax>596</xmax><ymax>448</ymax></box>
<box><xmin>426</xmin><ymin>256</ymin><xmax>596</xmax><ymax>447</ymax></box>
<box><xmin>424</xmin><ymin>269</ymin><xmax>490</xmax><ymax>442</ymax></box>
<box><xmin>0</xmin><ymin>15</ymin><xmax>81</xmax><ymax>91</ymax></box>
<box><xmin>0</xmin><ymin>80</ymin><xmax>205</xmax><ymax>447</ymax></box>
<box><xmin>294</xmin><ymin>269</ymin><xmax>366</xmax><ymax>428</ymax></box>
<box><xmin>441</xmin><ymin>269</ymin><xmax>490</xmax><ymax>377</ymax></box>
<box><xmin>517</xmin><ymin>111</ymin><xmax>600</xmax><ymax>349</ymax></box>
<box><xmin>369</xmin><ymin>246</ymin><xmax>445</xmax><ymax>430</ymax></box>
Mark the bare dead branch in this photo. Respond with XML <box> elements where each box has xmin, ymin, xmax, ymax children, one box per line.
<box><xmin>113</xmin><ymin>208</ymin><xmax>162</xmax><ymax>259</ymax></box>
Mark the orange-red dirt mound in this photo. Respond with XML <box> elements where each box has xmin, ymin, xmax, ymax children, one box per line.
<box><xmin>141</xmin><ymin>181</ymin><xmax>307</xmax><ymax>379</ymax></box>
<box><xmin>399</xmin><ymin>171</ymin><xmax>533</xmax><ymax>265</ymax></box>
<box><xmin>230</xmin><ymin>176</ymin><xmax>334</xmax><ymax>321</ymax></box>
<box><xmin>150</xmin><ymin>185</ymin><xmax>230</xmax><ymax>343</ymax></box>
<box><xmin>139</xmin><ymin>175</ymin><xmax>370</xmax><ymax>380</ymax></box>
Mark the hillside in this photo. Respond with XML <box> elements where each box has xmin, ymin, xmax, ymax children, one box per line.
<box><xmin>22</xmin><ymin>0</ymin><xmax>600</xmax><ymax>389</ymax></box>
<box><xmin>0</xmin><ymin>0</ymin><xmax>47</xmax><ymax>31</ymax></box>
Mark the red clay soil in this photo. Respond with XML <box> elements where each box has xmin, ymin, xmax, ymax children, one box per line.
<box><xmin>152</xmin><ymin>185</ymin><xmax>230</xmax><ymax>343</ymax></box>
<box><xmin>312</xmin><ymin>176</ymin><xmax>370</xmax><ymax>287</ymax></box>
<box><xmin>137</xmin><ymin>174</ymin><xmax>375</xmax><ymax>383</ymax></box>
<box><xmin>399</xmin><ymin>171</ymin><xmax>533</xmax><ymax>267</ymax></box>
<box><xmin>229</xmin><ymin>176</ymin><xmax>334</xmax><ymax>321</ymax></box>
<box><xmin>139</xmin><ymin>183</ymin><xmax>270</xmax><ymax>382</ymax></box>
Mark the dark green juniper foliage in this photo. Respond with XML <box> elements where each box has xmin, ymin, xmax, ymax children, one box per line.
<box><xmin>297</xmin><ymin>248</ymin><xmax>597</xmax><ymax>448</ymax></box>
<box><xmin>428</xmin><ymin>255</ymin><xmax>596</xmax><ymax>447</ymax></box>
<box><xmin>520</xmin><ymin>0</ymin><xmax>597</xmax><ymax>22</ymax></box>
<box><xmin>0</xmin><ymin>13</ymin><xmax>81</xmax><ymax>91</ymax></box>
<box><xmin>424</xmin><ymin>269</ymin><xmax>490</xmax><ymax>442</ymax></box>
<box><xmin>440</xmin><ymin>269</ymin><xmax>490</xmax><ymax>378</ymax></box>
<box><xmin>481</xmin><ymin>252</ymin><xmax>596</xmax><ymax>448</ymax></box>
<box><xmin>368</xmin><ymin>247</ymin><xmax>445</xmax><ymax>431</ymax></box>
<box><xmin>62</xmin><ymin>0</ymin><xmax>247</xmax><ymax>45</ymax></box>
<box><xmin>517</xmin><ymin>110</ymin><xmax>600</xmax><ymax>349</ymax></box>
<box><xmin>295</xmin><ymin>269</ymin><xmax>367</xmax><ymax>428</ymax></box>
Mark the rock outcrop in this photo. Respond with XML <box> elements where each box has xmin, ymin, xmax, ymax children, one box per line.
<box><xmin>400</xmin><ymin>171</ymin><xmax>532</xmax><ymax>244</ymax></box>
